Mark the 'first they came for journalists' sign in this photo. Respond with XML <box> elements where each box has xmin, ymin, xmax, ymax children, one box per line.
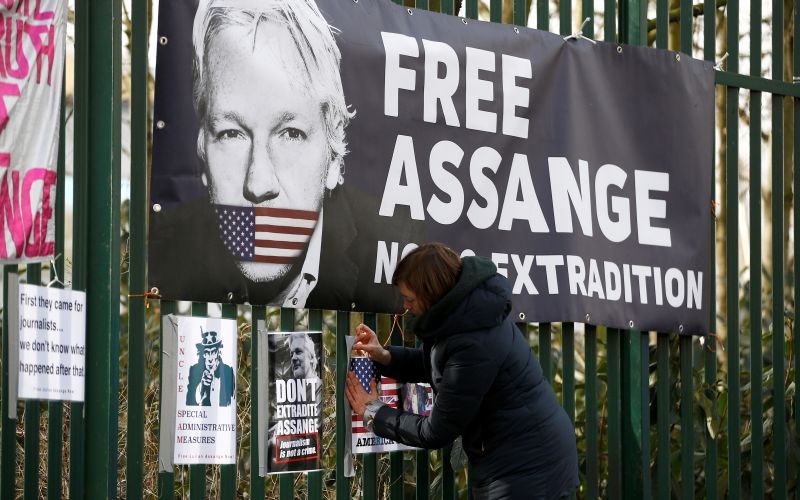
<box><xmin>16</xmin><ymin>282</ymin><xmax>86</xmax><ymax>402</ymax></box>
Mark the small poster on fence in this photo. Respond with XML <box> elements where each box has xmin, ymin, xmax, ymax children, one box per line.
<box><xmin>11</xmin><ymin>279</ymin><xmax>86</xmax><ymax>402</ymax></box>
<box><xmin>350</xmin><ymin>357</ymin><xmax>432</xmax><ymax>454</ymax></box>
<box><xmin>173</xmin><ymin>316</ymin><xmax>237</xmax><ymax>465</ymax></box>
<box><xmin>265</xmin><ymin>331</ymin><xmax>324</xmax><ymax>474</ymax></box>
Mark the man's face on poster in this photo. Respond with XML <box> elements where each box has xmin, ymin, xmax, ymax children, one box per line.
<box><xmin>200</xmin><ymin>21</ymin><xmax>339</xmax><ymax>283</ymax></box>
<box><xmin>289</xmin><ymin>337</ymin><xmax>314</xmax><ymax>378</ymax></box>
<box><xmin>203</xmin><ymin>347</ymin><xmax>221</xmax><ymax>372</ymax></box>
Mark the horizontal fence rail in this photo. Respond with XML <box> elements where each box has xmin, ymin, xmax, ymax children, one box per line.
<box><xmin>0</xmin><ymin>0</ymin><xmax>797</xmax><ymax>498</ymax></box>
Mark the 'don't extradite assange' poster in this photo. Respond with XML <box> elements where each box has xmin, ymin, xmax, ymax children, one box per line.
<box><xmin>265</xmin><ymin>330</ymin><xmax>324</xmax><ymax>474</ymax></box>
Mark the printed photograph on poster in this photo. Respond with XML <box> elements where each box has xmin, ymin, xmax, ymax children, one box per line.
<box><xmin>350</xmin><ymin>356</ymin><xmax>416</xmax><ymax>454</ymax></box>
<box><xmin>148</xmin><ymin>0</ymin><xmax>421</xmax><ymax>312</ymax></box>
<box><xmin>15</xmin><ymin>283</ymin><xmax>86</xmax><ymax>402</ymax></box>
<box><xmin>403</xmin><ymin>383</ymin><xmax>433</xmax><ymax>417</ymax></box>
<box><xmin>266</xmin><ymin>331</ymin><xmax>324</xmax><ymax>474</ymax></box>
<box><xmin>0</xmin><ymin>0</ymin><xmax>65</xmax><ymax>263</ymax></box>
<box><xmin>173</xmin><ymin>316</ymin><xmax>237</xmax><ymax>465</ymax></box>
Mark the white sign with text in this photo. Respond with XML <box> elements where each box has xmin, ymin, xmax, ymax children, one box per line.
<box><xmin>16</xmin><ymin>283</ymin><xmax>86</xmax><ymax>401</ymax></box>
<box><xmin>173</xmin><ymin>315</ymin><xmax>237</xmax><ymax>465</ymax></box>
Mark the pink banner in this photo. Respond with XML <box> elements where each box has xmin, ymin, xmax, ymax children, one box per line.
<box><xmin>0</xmin><ymin>0</ymin><xmax>65</xmax><ymax>262</ymax></box>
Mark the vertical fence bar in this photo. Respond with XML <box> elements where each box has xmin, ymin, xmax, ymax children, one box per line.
<box><xmin>603</xmin><ymin>0</ymin><xmax>615</xmax><ymax>41</ymax></box>
<box><xmin>219</xmin><ymin>304</ymin><xmax>237</xmax><ymax>498</ymax></box>
<box><xmin>416</xmin><ymin>319</ymin><xmax>430</xmax><ymax>500</ymax></box>
<box><xmin>336</xmin><ymin>311</ymin><xmax>351</xmax><ymax>500</ymax></box>
<box><xmin>69</xmin><ymin>0</ymin><xmax>90</xmax><ymax>495</ymax></box>
<box><xmin>190</xmin><ymin>303</ymin><xmax>209</xmax><ymax>498</ymax></box>
<box><xmin>725</xmin><ymin>0</ymin><xmax>740</xmax><ymax>491</ymax></box>
<box><xmin>792</xmin><ymin>0</ymin><xmax>800</xmax><ymax>495</ymax></box>
<box><xmin>490</xmin><ymin>0</ymin><xmax>501</xmax><ymax>22</ymax></box>
<box><xmin>770</xmin><ymin>2</ymin><xmax>786</xmax><ymax>499</ymax></box>
<box><xmin>389</xmin><ymin>315</ymin><xmax>405</xmax><ymax>500</ymax></box>
<box><xmin>749</xmin><ymin>112</ymin><xmax>764</xmax><ymax>495</ymax></box>
<box><xmin>158</xmin><ymin>300</ymin><xmax>177</xmax><ymax>500</ymax></box>
<box><xmin>83</xmin><ymin>0</ymin><xmax>122</xmax><ymax>495</ymax></box>
<box><xmin>540</xmin><ymin>323</ymin><xmax>552</xmax><ymax>383</ymax></box>
<box><xmin>466</xmin><ymin>0</ymin><xmax>477</xmax><ymax>20</ymax></box>
<box><xmin>581</xmin><ymin>0</ymin><xmax>593</xmax><ymax>38</ymax></box>
<box><xmin>23</xmin><ymin>266</ymin><xmax>42</xmax><ymax>500</ymax></box>
<box><xmin>656</xmin><ymin>333</ymin><xmax>669</xmax><ymax>500</ymax></box>
<box><xmin>441</xmin><ymin>0</ymin><xmax>454</xmax><ymax>15</ymax></box>
<box><xmin>1</xmin><ymin>267</ymin><xmax>14</xmax><ymax>499</ymax></box>
<box><xmin>703</xmin><ymin>1</ymin><xmax>718</xmax><ymax>498</ymax></box>
<box><xmin>513</xmin><ymin>0</ymin><xmax>525</xmax><ymax>26</ymax></box>
<box><xmin>559</xmin><ymin>0</ymin><xmax>571</xmax><ymax>35</ymax></box>
<box><xmin>620</xmin><ymin>4</ymin><xmax>645</xmax><ymax>497</ymax></box>
<box><xmin>563</xmin><ymin>323</ymin><xmax>575</xmax><ymax>424</ymax></box>
<box><xmin>127</xmin><ymin>0</ymin><xmax>149</xmax><ymax>496</ymax></box>
<box><xmin>640</xmin><ymin>332</ymin><xmax>650</xmax><ymax>499</ymax></box>
<box><xmin>679</xmin><ymin>336</ymin><xmax>694</xmax><ymax>499</ymax></box>
<box><xmin>307</xmin><ymin>309</ymin><xmax>324</xmax><ymax>500</ymax></box>
<box><xmin>562</xmin><ymin>322</ymin><xmax>575</xmax><ymax>500</ymax></box>
<box><xmin>606</xmin><ymin>328</ymin><xmax>621</xmax><ymax>499</ymax></box>
<box><xmin>536</xmin><ymin>0</ymin><xmax>547</xmax><ymax>30</ymax></box>
<box><xmin>680</xmin><ymin>0</ymin><xmax>691</xmax><ymax>53</ymax></box>
<box><xmin>46</xmin><ymin>84</ymin><xmax>67</xmax><ymax>500</ymax></box>
<box><xmin>656</xmin><ymin>0</ymin><xmax>667</xmax><ymax>48</ymax></box>
<box><xmin>279</xmin><ymin>308</ymin><xmax>296</xmax><ymax>499</ymax></box>
<box><xmin>585</xmin><ymin>325</ymin><xmax>598</xmax><ymax>499</ymax></box>
<box><xmin>749</xmin><ymin>0</ymin><xmax>764</xmax><ymax>494</ymax></box>
<box><xmin>621</xmin><ymin>329</ymin><xmax>642</xmax><ymax>500</ymax></box>
<box><xmin>794</xmin><ymin>0</ymin><xmax>800</xmax><ymax>489</ymax></box>
<box><xmin>250</xmin><ymin>306</ymin><xmax>266</xmax><ymax>500</ymax></box>
<box><xmin>362</xmin><ymin>313</ymin><xmax>378</xmax><ymax>499</ymax></box>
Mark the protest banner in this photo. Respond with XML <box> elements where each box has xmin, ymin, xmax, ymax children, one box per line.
<box><xmin>0</xmin><ymin>0</ymin><xmax>65</xmax><ymax>262</ymax></box>
<box><xmin>149</xmin><ymin>0</ymin><xmax>714</xmax><ymax>333</ymax></box>
<box><xmin>172</xmin><ymin>316</ymin><xmax>237</xmax><ymax>465</ymax></box>
<box><xmin>265</xmin><ymin>330</ymin><xmax>324</xmax><ymax>474</ymax></box>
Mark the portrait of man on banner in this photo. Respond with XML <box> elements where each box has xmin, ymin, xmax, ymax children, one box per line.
<box><xmin>148</xmin><ymin>0</ymin><xmax>421</xmax><ymax>311</ymax></box>
<box><xmin>186</xmin><ymin>328</ymin><xmax>236</xmax><ymax>407</ymax></box>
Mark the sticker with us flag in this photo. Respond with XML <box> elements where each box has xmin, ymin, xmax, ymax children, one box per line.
<box><xmin>350</xmin><ymin>357</ymin><xmax>416</xmax><ymax>454</ymax></box>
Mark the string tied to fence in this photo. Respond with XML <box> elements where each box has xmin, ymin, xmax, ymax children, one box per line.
<box><xmin>700</xmin><ymin>332</ymin><xmax>724</xmax><ymax>353</ymax></box>
<box><xmin>128</xmin><ymin>287</ymin><xmax>162</xmax><ymax>309</ymax></box>
<box><xmin>384</xmin><ymin>309</ymin><xmax>409</xmax><ymax>346</ymax></box>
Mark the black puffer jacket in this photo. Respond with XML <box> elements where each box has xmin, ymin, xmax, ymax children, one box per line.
<box><xmin>373</xmin><ymin>257</ymin><xmax>578</xmax><ymax>499</ymax></box>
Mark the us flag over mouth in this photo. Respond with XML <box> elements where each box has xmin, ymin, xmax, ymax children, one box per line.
<box><xmin>215</xmin><ymin>205</ymin><xmax>319</xmax><ymax>264</ymax></box>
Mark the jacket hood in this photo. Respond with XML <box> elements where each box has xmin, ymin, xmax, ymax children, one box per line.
<box><xmin>410</xmin><ymin>256</ymin><xmax>512</xmax><ymax>340</ymax></box>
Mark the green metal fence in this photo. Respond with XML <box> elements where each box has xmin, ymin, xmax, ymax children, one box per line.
<box><xmin>1</xmin><ymin>0</ymin><xmax>798</xmax><ymax>498</ymax></box>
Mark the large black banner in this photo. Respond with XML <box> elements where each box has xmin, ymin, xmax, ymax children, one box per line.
<box><xmin>149</xmin><ymin>0</ymin><xmax>714</xmax><ymax>334</ymax></box>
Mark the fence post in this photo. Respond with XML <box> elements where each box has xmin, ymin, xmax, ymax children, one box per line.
<box><xmin>617</xmin><ymin>1</ymin><xmax>646</xmax><ymax>498</ymax></box>
<box><xmin>82</xmin><ymin>0</ymin><xmax>122</xmax><ymax>496</ymax></box>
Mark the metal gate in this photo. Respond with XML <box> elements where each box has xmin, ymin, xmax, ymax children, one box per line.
<box><xmin>1</xmin><ymin>0</ymin><xmax>797</xmax><ymax>498</ymax></box>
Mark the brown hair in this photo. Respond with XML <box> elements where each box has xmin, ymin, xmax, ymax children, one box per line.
<box><xmin>393</xmin><ymin>243</ymin><xmax>462</xmax><ymax>311</ymax></box>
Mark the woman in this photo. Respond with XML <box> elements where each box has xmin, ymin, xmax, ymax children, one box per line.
<box><xmin>345</xmin><ymin>243</ymin><xmax>578</xmax><ymax>499</ymax></box>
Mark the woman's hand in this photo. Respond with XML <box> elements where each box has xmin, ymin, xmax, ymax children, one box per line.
<box><xmin>353</xmin><ymin>323</ymin><xmax>391</xmax><ymax>365</ymax></box>
<box><xmin>345</xmin><ymin>371</ymin><xmax>378</xmax><ymax>417</ymax></box>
